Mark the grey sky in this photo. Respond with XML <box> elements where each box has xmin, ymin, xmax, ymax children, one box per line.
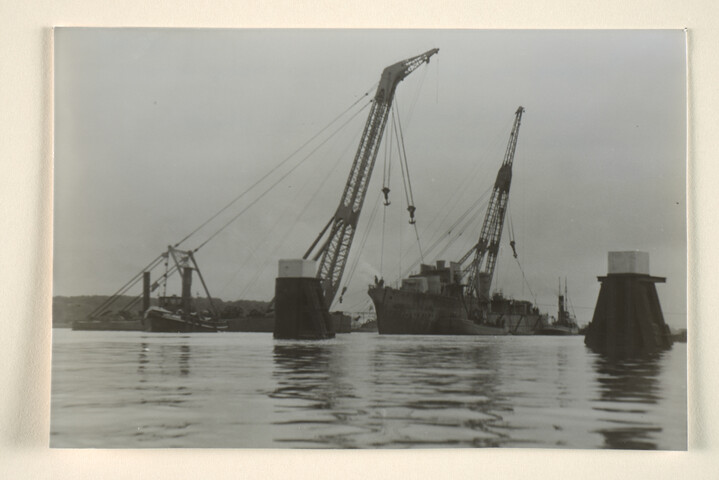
<box><xmin>54</xmin><ymin>28</ymin><xmax>687</xmax><ymax>327</ymax></box>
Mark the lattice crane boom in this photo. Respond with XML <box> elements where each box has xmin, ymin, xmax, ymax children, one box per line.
<box><xmin>304</xmin><ymin>48</ymin><xmax>439</xmax><ymax>304</ymax></box>
<box><xmin>465</xmin><ymin>106</ymin><xmax>525</xmax><ymax>300</ymax></box>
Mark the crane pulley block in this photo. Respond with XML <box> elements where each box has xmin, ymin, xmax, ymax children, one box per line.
<box><xmin>382</xmin><ymin>186</ymin><xmax>391</xmax><ymax>206</ymax></box>
<box><xmin>407</xmin><ymin>205</ymin><xmax>417</xmax><ymax>224</ymax></box>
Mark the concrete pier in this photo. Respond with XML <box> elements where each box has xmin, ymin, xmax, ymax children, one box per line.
<box><xmin>273</xmin><ymin>259</ymin><xmax>335</xmax><ymax>340</ymax></box>
<box><xmin>585</xmin><ymin>252</ymin><xmax>673</xmax><ymax>356</ymax></box>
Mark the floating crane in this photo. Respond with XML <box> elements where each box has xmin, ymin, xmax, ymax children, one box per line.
<box><xmin>303</xmin><ymin>48</ymin><xmax>439</xmax><ymax>306</ymax></box>
<box><xmin>461</xmin><ymin>106</ymin><xmax>525</xmax><ymax>301</ymax></box>
<box><xmin>87</xmin><ymin>50</ymin><xmax>439</xmax><ymax>338</ymax></box>
<box><xmin>274</xmin><ymin>49</ymin><xmax>439</xmax><ymax>339</ymax></box>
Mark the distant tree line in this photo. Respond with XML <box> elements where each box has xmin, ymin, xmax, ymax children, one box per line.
<box><xmin>52</xmin><ymin>295</ymin><xmax>271</xmax><ymax>327</ymax></box>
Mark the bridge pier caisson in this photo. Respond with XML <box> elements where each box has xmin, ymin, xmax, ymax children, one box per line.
<box><xmin>584</xmin><ymin>251</ymin><xmax>673</xmax><ymax>357</ymax></box>
<box><xmin>273</xmin><ymin>259</ymin><xmax>335</xmax><ymax>340</ymax></box>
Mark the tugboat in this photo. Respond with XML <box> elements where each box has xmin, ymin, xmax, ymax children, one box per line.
<box><xmin>81</xmin><ymin>246</ymin><xmax>227</xmax><ymax>333</ymax></box>
<box><xmin>143</xmin><ymin>295</ymin><xmax>226</xmax><ymax>333</ymax></box>
<box><xmin>535</xmin><ymin>278</ymin><xmax>579</xmax><ymax>335</ymax></box>
<box><xmin>141</xmin><ymin>247</ymin><xmax>227</xmax><ymax>333</ymax></box>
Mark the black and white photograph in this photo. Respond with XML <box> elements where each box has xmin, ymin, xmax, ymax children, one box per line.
<box><xmin>51</xmin><ymin>28</ymin><xmax>687</xmax><ymax>449</ymax></box>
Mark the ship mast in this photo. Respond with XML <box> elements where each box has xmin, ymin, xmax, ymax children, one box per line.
<box><xmin>463</xmin><ymin>106</ymin><xmax>525</xmax><ymax>301</ymax></box>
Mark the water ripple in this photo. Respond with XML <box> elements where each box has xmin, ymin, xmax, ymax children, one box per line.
<box><xmin>51</xmin><ymin>330</ymin><xmax>686</xmax><ymax>449</ymax></box>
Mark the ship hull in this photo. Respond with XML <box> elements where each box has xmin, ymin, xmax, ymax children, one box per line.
<box><xmin>534</xmin><ymin>325</ymin><xmax>579</xmax><ymax>336</ymax></box>
<box><xmin>143</xmin><ymin>307</ymin><xmax>225</xmax><ymax>333</ymax></box>
<box><xmin>369</xmin><ymin>286</ymin><xmax>544</xmax><ymax>336</ymax></box>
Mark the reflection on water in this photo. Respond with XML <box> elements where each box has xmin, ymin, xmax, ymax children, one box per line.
<box><xmin>137</xmin><ymin>341</ymin><xmax>191</xmax><ymax>378</ymax></box>
<box><xmin>131</xmin><ymin>339</ymin><xmax>195</xmax><ymax>443</ymax></box>
<box><xmin>367</xmin><ymin>340</ymin><xmax>507</xmax><ymax>447</ymax></box>
<box><xmin>272</xmin><ymin>343</ymin><xmax>355</xmax><ymax>410</ymax></box>
<box><xmin>592</xmin><ymin>353</ymin><xmax>664</xmax><ymax>449</ymax></box>
<box><xmin>51</xmin><ymin>331</ymin><xmax>686</xmax><ymax>449</ymax></box>
<box><xmin>135</xmin><ymin>340</ymin><xmax>192</xmax><ymax>406</ymax></box>
<box><xmin>270</xmin><ymin>339</ymin><xmax>512</xmax><ymax>448</ymax></box>
<box><xmin>594</xmin><ymin>354</ymin><xmax>662</xmax><ymax>404</ymax></box>
<box><xmin>271</xmin><ymin>343</ymin><xmax>360</xmax><ymax>447</ymax></box>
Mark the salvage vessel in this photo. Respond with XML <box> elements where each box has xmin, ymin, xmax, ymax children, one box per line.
<box><xmin>534</xmin><ymin>279</ymin><xmax>579</xmax><ymax>335</ymax></box>
<box><xmin>368</xmin><ymin>106</ymin><xmax>548</xmax><ymax>335</ymax></box>
<box><xmin>82</xmin><ymin>246</ymin><xmax>227</xmax><ymax>333</ymax></box>
<box><xmin>140</xmin><ymin>248</ymin><xmax>227</xmax><ymax>333</ymax></box>
<box><xmin>369</xmin><ymin>261</ymin><xmax>547</xmax><ymax>335</ymax></box>
<box><xmin>143</xmin><ymin>294</ymin><xmax>227</xmax><ymax>333</ymax></box>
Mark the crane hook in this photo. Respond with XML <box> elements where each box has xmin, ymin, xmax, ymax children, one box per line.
<box><xmin>382</xmin><ymin>186</ymin><xmax>391</xmax><ymax>206</ymax></box>
<box><xmin>339</xmin><ymin>286</ymin><xmax>348</xmax><ymax>303</ymax></box>
<box><xmin>407</xmin><ymin>205</ymin><xmax>416</xmax><ymax>224</ymax></box>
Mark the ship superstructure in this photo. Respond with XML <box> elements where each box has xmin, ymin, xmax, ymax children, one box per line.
<box><xmin>368</xmin><ymin>107</ymin><xmax>548</xmax><ymax>335</ymax></box>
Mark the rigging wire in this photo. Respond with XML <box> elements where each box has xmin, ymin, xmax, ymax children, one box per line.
<box><xmin>92</xmin><ymin>82</ymin><xmax>379</xmax><ymax>316</ymax></box>
<box><xmin>398</xmin><ymin>185</ymin><xmax>403</xmax><ymax>282</ymax></box>
<box><xmin>505</xmin><ymin>202</ymin><xmax>524</xmax><ymax>298</ymax></box>
<box><xmin>391</xmin><ymin>102</ymin><xmax>423</xmax><ymax>262</ymax></box>
<box><xmin>398</xmin><ymin>184</ymin><xmax>493</xmax><ymax>280</ymax></box>
<box><xmin>191</xmin><ymin>100</ymin><xmax>372</xmax><ymax>254</ymax></box>
<box><xmin>88</xmin><ymin>254</ymin><xmax>165</xmax><ymax>317</ymax></box>
<box><xmin>162</xmin><ymin>256</ymin><xmax>168</xmax><ymax>297</ymax></box>
<box><xmin>426</xmin><ymin>201</ymin><xmax>487</xmax><ymax>266</ymax></box>
<box><xmin>392</xmin><ymin>108</ymin><xmax>412</xmax><ymax>212</ymax></box>
<box><xmin>225</xmin><ymin>206</ymin><xmax>291</xmax><ymax>300</ymax></box>
<box><xmin>380</xmin><ymin>118</ymin><xmax>393</xmax><ymax>275</ymax></box>
<box><xmin>393</xmin><ymin>115</ymin><xmax>518</xmax><ymax>283</ymax></box>
<box><xmin>400</xmin><ymin>64</ymin><xmax>429</xmax><ymax>130</ymax></box>
<box><xmin>512</xmin><ymin>255</ymin><xmax>537</xmax><ymax>305</ymax></box>
<box><xmin>380</xmin><ymin>200</ymin><xmax>388</xmax><ymax>276</ymax></box>
<box><xmin>118</xmin><ymin>262</ymin><xmax>181</xmax><ymax>314</ymax></box>
<box><xmin>395</xmin><ymin>102</ymin><xmax>418</xmax><ymax>221</ymax></box>
<box><xmin>566</xmin><ymin>281</ymin><xmax>578</xmax><ymax>317</ymax></box>
<box><xmin>381</xmin><ymin>103</ymin><xmax>393</xmax><ymax>206</ymax></box>
<box><xmin>230</xmin><ymin>115</ymin><xmax>365</xmax><ymax>298</ymax></box>
<box><xmin>237</xmin><ymin>64</ymin><xmax>432</xmax><ymax>300</ymax></box>
<box><xmin>397</xmin><ymin>107</ymin><xmax>426</xmax><ymax>263</ymax></box>
<box><xmin>413</xmin><ymin>115</ymin><xmax>515</xmax><ymax>256</ymax></box>
<box><xmin>412</xmin><ymin>223</ymin><xmax>424</xmax><ymax>265</ymax></box>
<box><xmin>338</xmin><ymin>191</ymin><xmax>383</xmax><ymax>307</ymax></box>
<box><xmin>173</xmin><ymin>85</ymin><xmax>377</xmax><ymax>249</ymax></box>
<box><xmin>507</xmin><ymin>204</ymin><xmax>515</xmax><ymax>249</ymax></box>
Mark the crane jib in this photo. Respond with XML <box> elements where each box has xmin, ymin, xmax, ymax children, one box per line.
<box><xmin>308</xmin><ymin>48</ymin><xmax>439</xmax><ymax>305</ymax></box>
<box><xmin>375</xmin><ymin>48</ymin><xmax>439</xmax><ymax>103</ymax></box>
<box><xmin>466</xmin><ymin>106</ymin><xmax>525</xmax><ymax>301</ymax></box>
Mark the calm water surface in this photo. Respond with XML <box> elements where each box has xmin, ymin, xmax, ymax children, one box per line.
<box><xmin>51</xmin><ymin>329</ymin><xmax>686</xmax><ymax>449</ymax></box>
